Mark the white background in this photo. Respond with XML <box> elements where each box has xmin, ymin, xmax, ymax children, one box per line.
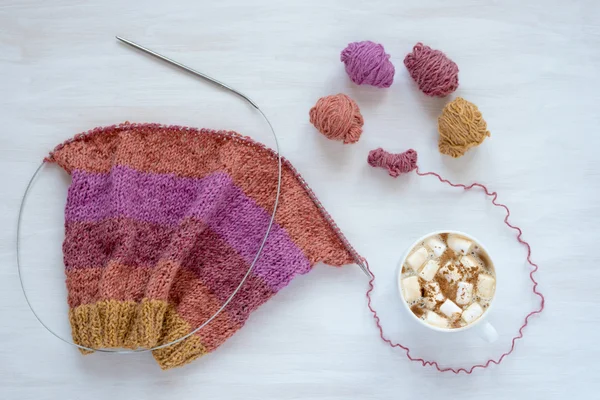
<box><xmin>1</xmin><ymin>0</ymin><xmax>598</xmax><ymax>398</ymax></box>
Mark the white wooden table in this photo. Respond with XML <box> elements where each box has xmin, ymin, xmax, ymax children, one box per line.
<box><xmin>1</xmin><ymin>1</ymin><xmax>598</xmax><ymax>398</ymax></box>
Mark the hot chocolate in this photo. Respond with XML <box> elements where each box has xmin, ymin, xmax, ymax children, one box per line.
<box><xmin>400</xmin><ymin>232</ymin><xmax>496</xmax><ymax>329</ymax></box>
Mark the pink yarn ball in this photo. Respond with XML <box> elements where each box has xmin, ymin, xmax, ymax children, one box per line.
<box><xmin>340</xmin><ymin>41</ymin><xmax>395</xmax><ymax>88</ymax></box>
<box><xmin>404</xmin><ymin>43</ymin><xmax>459</xmax><ymax>97</ymax></box>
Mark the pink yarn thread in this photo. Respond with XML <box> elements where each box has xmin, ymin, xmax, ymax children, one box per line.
<box><xmin>404</xmin><ymin>43</ymin><xmax>459</xmax><ymax>97</ymax></box>
<box><xmin>365</xmin><ymin>148</ymin><xmax>545</xmax><ymax>373</ymax></box>
<box><xmin>341</xmin><ymin>41</ymin><xmax>395</xmax><ymax>88</ymax></box>
<box><xmin>367</xmin><ymin>148</ymin><xmax>417</xmax><ymax>177</ymax></box>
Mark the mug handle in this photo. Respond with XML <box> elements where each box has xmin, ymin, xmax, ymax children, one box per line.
<box><xmin>477</xmin><ymin>321</ymin><xmax>499</xmax><ymax>343</ymax></box>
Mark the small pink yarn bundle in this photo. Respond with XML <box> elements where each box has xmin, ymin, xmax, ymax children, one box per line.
<box><xmin>404</xmin><ymin>42</ymin><xmax>459</xmax><ymax>97</ymax></box>
<box><xmin>367</xmin><ymin>148</ymin><xmax>418</xmax><ymax>177</ymax></box>
<box><xmin>309</xmin><ymin>93</ymin><xmax>364</xmax><ymax>144</ymax></box>
<box><xmin>341</xmin><ymin>41</ymin><xmax>395</xmax><ymax>88</ymax></box>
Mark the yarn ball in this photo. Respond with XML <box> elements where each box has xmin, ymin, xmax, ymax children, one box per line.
<box><xmin>368</xmin><ymin>148</ymin><xmax>418</xmax><ymax>177</ymax></box>
<box><xmin>404</xmin><ymin>42</ymin><xmax>459</xmax><ymax>97</ymax></box>
<box><xmin>438</xmin><ymin>97</ymin><xmax>490</xmax><ymax>158</ymax></box>
<box><xmin>309</xmin><ymin>93</ymin><xmax>364</xmax><ymax>144</ymax></box>
<box><xmin>340</xmin><ymin>41</ymin><xmax>395</xmax><ymax>88</ymax></box>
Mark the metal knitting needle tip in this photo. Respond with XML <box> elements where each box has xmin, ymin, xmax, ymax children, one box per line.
<box><xmin>115</xmin><ymin>36</ymin><xmax>259</xmax><ymax>109</ymax></box>
<box><xmin>358</xmin><ymin>262</ymin><xmax>372</xmax><ymax>278</ymax></box>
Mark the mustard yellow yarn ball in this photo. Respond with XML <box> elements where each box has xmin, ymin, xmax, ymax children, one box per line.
<box><xmin>438</xmin><ymin>97</ymin><xmax>490</xmax><ymax>158</ymax></box>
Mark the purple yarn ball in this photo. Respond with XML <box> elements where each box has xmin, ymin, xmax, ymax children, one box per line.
<box><xmin>340</xmin><ymin>41</ymin><xmax>395</xmax><ymax>88</ymax></box>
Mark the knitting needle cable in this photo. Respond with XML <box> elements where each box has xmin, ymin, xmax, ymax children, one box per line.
<box><xmin>16</xmin><ymin>38</ymin><xmax>282</xmax><ymax>354</ymax></box>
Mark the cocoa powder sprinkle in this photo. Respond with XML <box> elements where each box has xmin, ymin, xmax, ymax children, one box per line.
<box><xmin>411</xmin><ymin>304</ymin><xmax>426</xmax><ymax>318</ymax></box>
<box><xmin>435</xmin><ymin>274</ymin><xmax>458</xmax><ymax>302</ymax></box>
<box><xmin>438</xmin><ymin>248</ymin><xmax>456</xmax><ymax>267</ymax></box>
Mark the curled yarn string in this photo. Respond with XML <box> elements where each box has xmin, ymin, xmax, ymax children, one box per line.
<box><xmin>365</xmin><ymin>152</ymin><xmax>545</xmax><ymax>374</ymax></box>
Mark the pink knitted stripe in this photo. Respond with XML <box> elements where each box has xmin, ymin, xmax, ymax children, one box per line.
<box><xmin>64</xmin><ymin>167</ymin><xmax>311</xmax><ymax>291</ymax></box>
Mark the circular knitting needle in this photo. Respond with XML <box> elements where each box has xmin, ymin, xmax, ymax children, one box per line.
<box><xmin>17</xmin><ymin>39</ymin><xmax>371</xmax><ymax>355</ymax></box>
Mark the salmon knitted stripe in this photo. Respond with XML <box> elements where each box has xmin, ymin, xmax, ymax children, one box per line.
<box><xmin>48</xmin><ymin>122</ymin><xmax>361</xmax><ymax>369</ymax></box>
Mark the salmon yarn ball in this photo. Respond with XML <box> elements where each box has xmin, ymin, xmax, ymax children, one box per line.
<box><xmin>309</xmin><ymin>93</ymin><xmax>364</xmax><ymax>144</ymax></box>
<box><xmin>438</xmin><ymin>97</ymin><xmax>490</xmax><ymax>158</ymax></box>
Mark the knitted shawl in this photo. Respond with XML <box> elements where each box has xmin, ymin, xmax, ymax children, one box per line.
<box><xmin>46</xmin><ymin>122</ymin><xmax>361</xmax><ymax>369</ymax></box>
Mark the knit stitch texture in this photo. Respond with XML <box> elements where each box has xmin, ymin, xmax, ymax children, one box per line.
<box><xmin>47</xmin><ymin>122</ymin><xmax>361</xmax><ymax>369</ymax></box>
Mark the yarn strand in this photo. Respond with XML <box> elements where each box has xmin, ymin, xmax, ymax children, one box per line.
<box><xmin>364</xmin><ymin>168</ymin><xmax>545</xmax><ymax>374</ymax></box>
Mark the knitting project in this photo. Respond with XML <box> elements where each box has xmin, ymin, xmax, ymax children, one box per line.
<box><xmin>46</xmin><ymin>122</ymin><xmax>363</xmax><ymax>369</ymax></box>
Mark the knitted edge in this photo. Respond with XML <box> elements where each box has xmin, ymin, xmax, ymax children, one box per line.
<box><xmin>69</xmin><ymin>298</ymin><xmax>168</xmax><ymax>352</ymax></box>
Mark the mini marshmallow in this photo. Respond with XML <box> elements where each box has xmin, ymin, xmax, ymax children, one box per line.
<box><xmin>401</xmin><ymin>276</ymin><xmax>421</xmax><ymax>303</ymax></box>
<box><xmin>425</xmin><ymin>311</ymin><xmax>449</xmax><ymax>328</ymax></box>
<box><xmin>424</xmin><ymin>236</ymin><xmax>447</xmax><ymax>257</ymax></box>
<box><xmin>418</xmin><ymin>259</ymin><xmax>441</xmax><ymax>281</ymax></box>
<box><xmin>439</xmin><ymin>299</ymin><xmax>462</xmax><ymax>319</ymax></box>
<box><xmin>461</xmin><ymin>303</ymin><xmax>484</xmax><ymax>324</ymax></box>
<box><xmin>447</xmin><ymin>235</ymin><xmax>473</xmax><ymax>255</ymax></box>
<box><xmin>460</xmin><ymin>254</ymin><xmax>480</xmax><ymax>269</ymax></box>
<box><xmin>477</xmin><ymin>274</ymin><xmax>496</xmax><ymax>299</ymax></box>
<box><xmin>460</xmin><ymin>255</ymin><xmax>483</xmax><ymax>280</ymax></box>
<box><xmin>456</xmin><ymin>281</ymin><xmax>474</xmax><ymax>305</ymax></box>
<box><xmin>406</xmin><ymin>246</ymin><xmax>428</xmax><ymax>272</ymax></box>
<box><xmin>423</xmin><ymin>297</ymin><xmax>436</xmax><ymax>309</ymax></box>
<box><xmin>423</xmin><ymin>281</ymin><xmax>445</xmax><ymax>308</ymax></box>
<box><xmin>439</xmin><ymin>261</ymin><xmax>463</xmax><ymax>283</ymax></box>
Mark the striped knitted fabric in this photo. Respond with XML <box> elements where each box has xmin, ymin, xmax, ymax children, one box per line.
<box><xmin>46</xmin><ymin>122</ymin><xmax>361</xmax><ymax>370</ymax></box>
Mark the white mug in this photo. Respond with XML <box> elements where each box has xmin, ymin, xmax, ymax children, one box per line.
<box><xmin>397</xmin><ymin>230</ymin><xmax>499</xmax><ymax>342</ymax></box>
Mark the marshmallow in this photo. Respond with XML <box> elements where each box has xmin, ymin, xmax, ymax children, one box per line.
<box><xmin>418</xmin><ymin>259</ymin><xmax>441</xmax><ymax>281</ymax></box>
<box><xmin>401</xmin><ymin>276</ymin><xmax>421</xmax><ymax>303</ymax></box>
<box><xmin>425</xmin><ymin>311</ymin><xmax>449</xmax><ymax>328</ymax></box>
<box><xmin>456</xmin><ymin>281</ymin><xmax>474</xmax><ymax>305</ymax></box>
<box><xmin>424</xmin><ymin>236</ymin><xmax>447</xmax><ymax>257</ymax></box>
<box><xmin>439</xmin><ymin>299</ymin><xmax>462</xmax><ymax>319</ymax></box>
<box><xmin>461</xmin><ymin>303</ymin><xmax>484</xmax><ymax>324</ymax></box>
<box><xmin>423</xmin><ymin>281</ymin><xmax>445</xmax><ymax>308</ymax></box>
<box><xmin>477</xmin><ymin>274</ymin><xmax>496</xmax><ymax>299</ymax></box>
<box><xmin>447</xmin><ymin>235</ymin><xmax>473</xmax><ymax>255</ymax></box>
<box><xmin>460</xmin><ymin>255</ymin><xmax>483</xmax><ymax>280</ymax></box>
<box><xmin>406</xmin><ymin>246</ymin><xmax>428</xmax><ymax>272</ymax></box>
<box><xmin>439</xmin><ymin>261</ymin><xmax>463</xmax><ymax>283</ymax></box>
<box><xmin>460</xmin><ymin>254</ymin><xmax>480</xmax><ymax>269</ymax></box>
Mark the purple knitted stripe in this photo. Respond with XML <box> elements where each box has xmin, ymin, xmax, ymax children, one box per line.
<box><xmin>65</xmin><ymin>166</ymin><xmax>310</xmax><ymax>290</ymax></box>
